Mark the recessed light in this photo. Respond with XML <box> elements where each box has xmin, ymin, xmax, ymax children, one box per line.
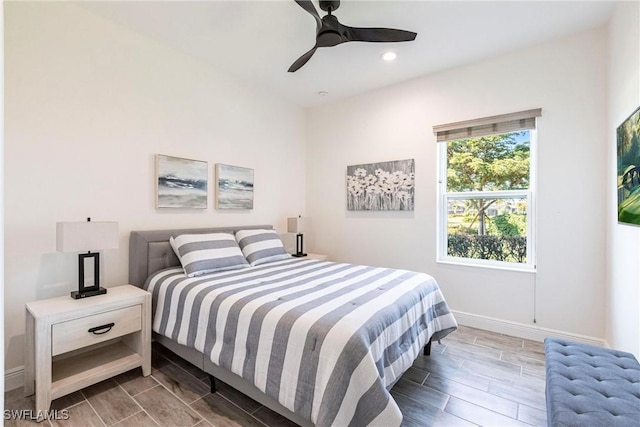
<box><xmin>318</xmin><ymin>91</ymin><xmax>329</xmax><ymax>97</ymax></box>
<box><xmin>381</xmin><ymin>51</ymin><xmax>397</xmax><ymax>62</ymax></box>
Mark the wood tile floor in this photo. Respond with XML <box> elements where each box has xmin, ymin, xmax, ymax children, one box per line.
<box><xmin>5</xmin><ymin>325</ymin><xmax>547</xmax><ymax>426</ymax></box>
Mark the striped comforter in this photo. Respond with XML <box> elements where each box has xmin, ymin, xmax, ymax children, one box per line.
<box><xmin>145</xmin><ymin>258</ymin><xmax>457</xmax><ymax>426</ymax></box>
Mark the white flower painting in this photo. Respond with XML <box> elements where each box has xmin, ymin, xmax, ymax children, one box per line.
<box><xmin>347</xmin><ymin>159</ymin><xmax>415</xmax><ymax>211</ymax></box>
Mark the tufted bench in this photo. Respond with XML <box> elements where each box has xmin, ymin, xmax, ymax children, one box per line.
<box><xmin>544</xmin><ymin>337</ymin><xmax>640</xmax><ymax>427</ymax></box>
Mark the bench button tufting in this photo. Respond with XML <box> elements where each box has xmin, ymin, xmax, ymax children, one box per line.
<box><xmin>545</xmin><ymin>337</ymin><xmax>640</xmax><ymax>427</ymax></box>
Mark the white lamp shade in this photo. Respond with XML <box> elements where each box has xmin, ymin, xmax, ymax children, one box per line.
<box><xmin>287</xmin><ymin>217</ymin><xmax>312</xmax><ymax>234</ymax></box>
<box><xmin>56</xmin><ymin>221</ymin><xmax>119</xmax><ymax>253</ymax></box>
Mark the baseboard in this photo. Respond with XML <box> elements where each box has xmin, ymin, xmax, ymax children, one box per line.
<box><xmin>5</xmin><ymin>366</ymin><xmax>23</xmax><ymax>392</ymax></box>
<box><xmin>452</xmin><ymin>310</ymin><xmax>606</xmax><ymax>347</ymax></box>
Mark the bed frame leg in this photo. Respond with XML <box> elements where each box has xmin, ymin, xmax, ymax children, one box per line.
<box><xmin>423</xmin><ymin>339</ymin><xmax>432</xmax><ymax>356</ymax></box>
<box><xmin>209</xmin><ymin>375</ymin><xmax>217</xmax><ymax>393</ymax></box>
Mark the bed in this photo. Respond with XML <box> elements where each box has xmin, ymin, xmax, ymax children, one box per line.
<box><xmin>129</xmin><ymin>225</ymin><xmax>457</xmax><ymax>426</ymax></box>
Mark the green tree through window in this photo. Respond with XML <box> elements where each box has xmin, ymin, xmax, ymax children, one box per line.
<box><xmin>439</xmin><ymin>129</ymin><xmax>534</xmax><ymax>269</ymax></box>
<box><xmin>447</xmin><ymin>133</ymin><xmax>529</xmax><ymax>236</ymax></box>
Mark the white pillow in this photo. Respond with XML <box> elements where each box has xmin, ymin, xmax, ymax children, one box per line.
<box><xmin>235</xmin><ymin>229</ymin><xmax>291</xmax><ymax>266</ymax></box>
<box><xmin>170</xmin><ymin>233</ymin><xmax>249</xmax><ymax>277</ymax></box>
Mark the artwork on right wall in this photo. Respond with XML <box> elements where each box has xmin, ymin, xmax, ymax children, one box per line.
<box><xmin>346</xmin><ymin>159</ymin><xmax>415</xmax><ymax>211</ymax></box>
<box><xmin>617</xmin><ymin>105</ymin><xmax>640</xmax><ymax>226</ymax></box>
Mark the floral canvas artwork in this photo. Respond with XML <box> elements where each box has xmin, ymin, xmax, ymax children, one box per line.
<box><xmin>347</xmin><ymin>159</ymin><xmax>415</xmax><ymax>211</ymax></box>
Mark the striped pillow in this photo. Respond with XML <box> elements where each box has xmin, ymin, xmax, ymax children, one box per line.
<box><xmin>169</xmin><ymin>233</ymin><xmax>249</xmax><ymax>277</ymax></box>
<box><xmin>235</xmin><ymin>229</ymin><xmax>291</xmax><ymax>266</ymax></box>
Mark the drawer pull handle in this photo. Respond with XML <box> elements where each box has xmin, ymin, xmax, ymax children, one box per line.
<box><xmin>88</xmin><ymin>323</ymin><xmax>115</xmax><ymax>335</ymax></box>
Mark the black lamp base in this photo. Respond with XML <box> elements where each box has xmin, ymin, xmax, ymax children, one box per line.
<box><xmin>71</xmin><ymin>287</ymin><xmax>107</xmax><ymax>299</ymax></box>
<box><xmin>293</xmin><ymin>233</ymin><xmax>307</xmax><ymax>257</ymax></box>
<box><xmin>73</xmin><ymin>251</ymin><xmax>105</xmax><ymax>299</ymax></box>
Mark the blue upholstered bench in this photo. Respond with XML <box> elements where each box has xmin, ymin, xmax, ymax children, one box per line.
<box><xmin>544</xmin><ymin>338</ymin><xmax>640</xmax><ymax>427</ymax></box>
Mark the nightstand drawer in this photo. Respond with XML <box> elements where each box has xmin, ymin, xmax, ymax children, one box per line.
<box><xmin>52</xmin><ymin>305</ymin><xmax>142</xmax><ymax>356</ymax></box>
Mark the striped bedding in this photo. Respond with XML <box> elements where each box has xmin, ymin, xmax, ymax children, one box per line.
<box><xmin>145</xmin><ymin>257</ymin><xmax>457</xmax><ymax>426</ymax></box>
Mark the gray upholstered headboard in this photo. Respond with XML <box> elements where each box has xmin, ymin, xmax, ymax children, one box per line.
<box><xmin>128</xmin><ymin>225</ymin><xmax>273</xmax><ymax>287</ymax></box>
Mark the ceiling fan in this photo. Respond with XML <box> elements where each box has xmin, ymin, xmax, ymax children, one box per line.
<box><xmin>289</xmin><ymin>0</ymin><xmax>417</xmax><ymax>72</ymax></box>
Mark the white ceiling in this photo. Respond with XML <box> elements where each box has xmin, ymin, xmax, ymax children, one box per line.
<box><xmin>79</xmin><ymin>0</ymin><xmax>615</xmax><ymax>108</ymax></box>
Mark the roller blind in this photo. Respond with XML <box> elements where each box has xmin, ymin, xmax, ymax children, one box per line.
<box><xmin>433</xmin><ymin>108</ymin><xmax>542</xmax><ymax>142</ymax></box>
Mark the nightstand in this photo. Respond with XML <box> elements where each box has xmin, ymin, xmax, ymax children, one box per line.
<box><xmin>306</xmin><ymin>253</ymin><xmax>329</xmax><ymax>261</ymax></box>
<box><xmin>24</xmin><ymin>285</ymin><xmax>151</xmax><ymax>418</ymax></box>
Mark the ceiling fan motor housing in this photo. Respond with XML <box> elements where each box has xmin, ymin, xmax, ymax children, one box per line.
<box><xmin>318</xmin><ymin>14</ymin><xmax>343</xmax><ymax>47</ymax></box>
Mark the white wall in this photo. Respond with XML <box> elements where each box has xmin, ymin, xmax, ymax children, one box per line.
<box><xmin>306</xmin><ymin>27</ymin><xmax>608</xmax><ymax>342</ymax></box>
<box><xmin>606</xmin><ymin>1</ymin><xmax>640</xmax><ymax>358</ymax></box>
<box><xmin>4</xmin><ymin>2</ymin><xmax>306</xmax><ymax>372</ymax></box>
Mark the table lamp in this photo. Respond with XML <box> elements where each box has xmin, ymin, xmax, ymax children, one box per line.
<box><xmin>287</xmin><ymin>216</ymin><xmax>311</xmax><ymax>257</ymax></box>
<box><xmin>56</xmin><ymin>218</ymin><xmax>119</xmax><ymax>299</ymax></box>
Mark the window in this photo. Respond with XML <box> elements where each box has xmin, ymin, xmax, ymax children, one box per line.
<box><xmin>434</xmin><ymin>109</ymin><xmax>541</xmax><ymax>270</ymax></box>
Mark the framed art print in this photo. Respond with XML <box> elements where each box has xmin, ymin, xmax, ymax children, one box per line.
<box><xmin>617</xmin><ymin>106</ymin><xmax>640</xmax><ymax>226</ymax></box>
<box><xmin>156</xmin><ymin>154</ymin><xmax>208</xmax><ymax>209</ymax></box>
<box><xmin>216</xmin><ymin>164</ymin><xmax>254</xmax><ymax>209</ymax></box>
<box><xmin>347</xmin><ymin>159</ymin><xmax>415</xmax><ymax>211</ymax></box>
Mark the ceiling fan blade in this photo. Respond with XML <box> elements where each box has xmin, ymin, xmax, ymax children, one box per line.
<box><xmin>342</xmin><ymin>25</ymin><xmax>417</xmax><ymax>43</ymax></box>
<box><xmin>288</xmin><ymin>45</ymin><xmax>318</xmax><ymax>72</ymax></box>
<box><xmin>294</xmin><ymin>0</ymin><xmax>322</xmax><ymax>30</ymax></box>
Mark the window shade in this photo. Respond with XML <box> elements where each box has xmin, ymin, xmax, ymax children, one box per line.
<box><xmin>433</xmin><ymin>108</ymin><xmax>542</xmax><ymax>142</ymax></box>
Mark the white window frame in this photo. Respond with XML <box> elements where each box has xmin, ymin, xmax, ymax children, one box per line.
<box><xmin>436</xmin><ymin>129</ymin><xmax>537</xmax><ymax>272</ymax></box>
